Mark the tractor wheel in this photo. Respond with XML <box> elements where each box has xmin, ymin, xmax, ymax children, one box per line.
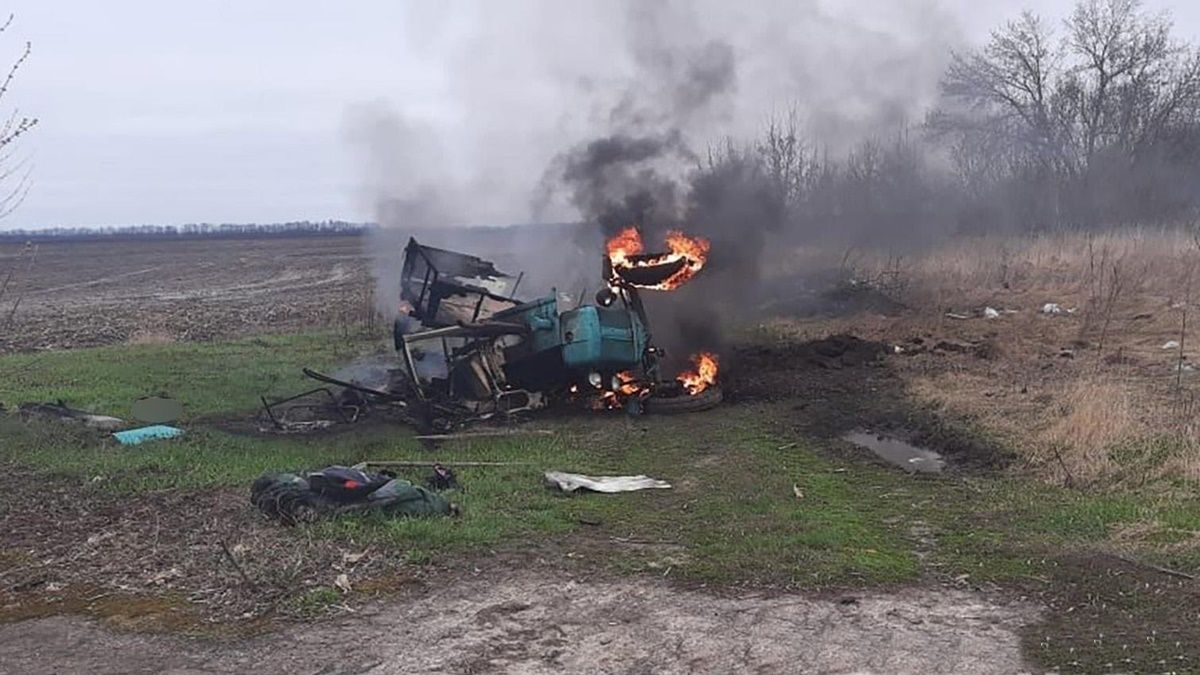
<box><xmin>643</xmin><ymin>385</ymin><xmax>723</xmax><ymax>414</ymax></box>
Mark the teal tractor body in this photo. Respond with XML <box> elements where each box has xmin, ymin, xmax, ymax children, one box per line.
<box><xmin>394</xmin><ymin>238</ymin><xmax>656</xmax><ymax>410</ymax></box>
<box><xmin>488</xmin><ymin>295</ymin><xmax>651</xmax><ymax>390</ymax></box>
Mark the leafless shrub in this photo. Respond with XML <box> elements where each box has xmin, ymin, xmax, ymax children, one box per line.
<box><xmin>1082</xmin><ymin>240</ymin><xmax>1126</xmax><ymax>356</ymax></box>
<box><xmin>756</xmin><ymin>108</ymin><xmax>818</xmax><ymax>217</ymax></box>
<box><xmin>2</xmin><ymin>239</ymin><xmax>35</xmax><ymax>329</ymax></box>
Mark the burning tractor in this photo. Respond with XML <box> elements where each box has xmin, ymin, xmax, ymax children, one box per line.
<box><xmin>386</xmin><ymin>228</ymin><xmax>721</xmax><ymax>430</ymax></box>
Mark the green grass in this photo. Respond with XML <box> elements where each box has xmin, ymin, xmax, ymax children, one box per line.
<box><xmin>292</xmin><ymin>586</ymin><xmax>342</xmax><ymax>617</ymax></box>
<box><xmin>4</xmin><ymin>332</ymin><xmax>1200</xmax><ymax>592</ymax></box>
<box><xmin>0</xmin><ymin>332</ymin><xmax>370</xmax><ymax>419</ymax></box>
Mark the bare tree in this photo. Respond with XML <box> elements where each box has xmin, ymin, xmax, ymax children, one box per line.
<box><xmin>0</xmin><ymin>14</ymin><xmax>34</xmax><ymax>220</ymax></box>
<box><xmin>928</xmin><ymin>0</ymin><xmax>1200</xmax><ymax>230</ymax></box>
<box><xmin>0</xmin><ymin>14</ymin><xmax>36</xmax><ymax>332</ymax></box>
<box><xmin>931</xmin><ymin>12</ymin><xmax>1064</xmax><ymax>172</ymax></box>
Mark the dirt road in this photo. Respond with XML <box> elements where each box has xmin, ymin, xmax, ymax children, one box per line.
<box><xmin>0</xmin><ymin>571</ymin><xmax>1033</xmax><ymax>674</ymax></box>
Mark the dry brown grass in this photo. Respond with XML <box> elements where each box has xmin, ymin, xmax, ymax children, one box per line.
<box><xmin>125</xmin><ymin>328</ymin><xmax>177</xmax><ymax>346</ymax></box>
<box><xmin>895</xmin><ymin>228</ymin><xmax>1195</xmax><ymax>300</ymax></box>
<box><xmin>774</xmin><ymin>227</ymin><xmax>1200</xmax><ymax>486</ymax></box>
<box><xmin>1041</xmin><ymin>376</ymin><xmax>1137</xmax><ymax>483</ymax></box>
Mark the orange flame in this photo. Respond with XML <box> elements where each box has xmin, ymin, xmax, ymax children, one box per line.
<box><xmin>605</xmin><ymin>226</ymin><xmax>710</xmax><ymax>290</ymax></box>
<box><xmin>606</xmin><ymin>227</ymin><xmax>645</xmax><ymax>266</ymax></box>
<box><xmin>676</xmin><ymin>352</ymin><xmax>719</xmax><ymax>395</ymax></box>
<box><xmin>616</xmin><ymin>370</ymin><xmax>645</xmax><ymax>396</ymax></box>
<box><xmin>597</xmin><ymin>370</ymin><xmax>648</xmax><ymax>409</ymax></box>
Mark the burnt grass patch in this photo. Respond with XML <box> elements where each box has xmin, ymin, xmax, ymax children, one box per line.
<box><xmin>1021</xmin><ymin>552</ymin><xmax>1200</xmax><ymax>673</ymax></box>
<box><xmin>725</xmin><ymin>332</ymin><xmax>1013</xmax><ymax>472</ymax></box>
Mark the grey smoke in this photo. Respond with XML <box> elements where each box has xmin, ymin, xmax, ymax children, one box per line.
<box><xmin>532</xmin><ymin>3</ymin><xmax>786</xmax><ymax>364</ymax></box>
<box><xmin>345</xmin><ymin>0</ymin><xmax>964</xmax><ymax>337</ymax></box>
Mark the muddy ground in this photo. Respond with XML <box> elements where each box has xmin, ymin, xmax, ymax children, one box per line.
<box><xmin>0</xmin><ymin>568</ymin><xmax>1036</xmax><ymax>674</ymax></box>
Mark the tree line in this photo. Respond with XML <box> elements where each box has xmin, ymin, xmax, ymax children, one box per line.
<box><xmin>700</xmin><ymin>0</ymin><xmax>1200</xmax><ymax>246</ymax></box>
<box><xmin>0</xmin><ymin>220</ymin><xmax>371</xmax><ymax>243</ymax></box>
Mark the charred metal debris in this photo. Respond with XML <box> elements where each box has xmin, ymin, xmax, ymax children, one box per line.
<box><xmin>263</xmin><ymin>232</ymin><xmax>722</xmax><ymax>434</ymax></box>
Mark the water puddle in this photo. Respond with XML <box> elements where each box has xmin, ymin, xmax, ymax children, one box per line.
<box><xmin>842</xmin><ymin>431</ymin><xmax>945</xmax><ymax>473</ymax></box>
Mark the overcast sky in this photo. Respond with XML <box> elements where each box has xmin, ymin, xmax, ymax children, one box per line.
<box><xmin>3</xmin><ymin>0</ymin><xmax>1199</xmax><ymax>230</ymax></box>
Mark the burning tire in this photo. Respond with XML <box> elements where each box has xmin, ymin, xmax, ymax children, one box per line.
<box><xmin>644</xmin><ymin>385</ymin><xmax>723</xmax><ymax>414</ymax></box>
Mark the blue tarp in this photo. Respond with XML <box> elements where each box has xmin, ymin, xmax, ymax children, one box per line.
<box><xmin>112</xmin><ymin>425</ymin><xmax>184</xmax><ymax>445</ymax></box>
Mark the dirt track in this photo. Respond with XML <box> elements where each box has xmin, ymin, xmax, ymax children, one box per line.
<box><xmin>0</xmin><ymin>570</ymin><xmax>1034</xmax><ymax>674</ymax></box>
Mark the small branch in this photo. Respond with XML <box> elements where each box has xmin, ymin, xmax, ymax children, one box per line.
<box><xmin>354</xmin><ymin>460</ymin><xmax>534</xmax><ymax>469</ymax></box>
<box><xmin>1178</xmin><ymin>264</ymin><xmax>1192</xmax><ymax>394</ymax></box>
<box><xmin>4</xmin><ymin>294</ymin><xmax>20</xmax><ymax>327</ymax></box>
<box><xmin>219</xmin><ymin>540</ymin><xmax>256</xmax><ymax>589</ymax></box>
<box><xmin>1051</xmin><ymin>444</ymin><xmax>1075</xmax><ymax>487</ymax></box>
<box><xmin>0</xmin><ymin>268</ymin><xmax>11</xmax><ymax>305</ymax></box>
<box><xmin>414</xmin><ymin>429</ymin><xmax>554</xmax><ymax>441</ymax></box>
<box><xmin>1112</xmin><ymin>553</ymin><xmax>1196</xmax><ymax>581</ymax></box>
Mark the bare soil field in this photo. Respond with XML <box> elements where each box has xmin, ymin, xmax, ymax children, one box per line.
<box><xmin>0</xmin><ymin>236</ymin><xmax>375</xmax><ymax>352</ymax></box>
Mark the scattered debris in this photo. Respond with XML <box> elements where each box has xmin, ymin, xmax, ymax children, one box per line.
<box><xmin>17</xmin><ymin>401</ymin><xmax>125</xmax><ymax>431</ymax></box>
<box><xmin>1041</xmin><ymin>303</ymin><xmax>1077</xmax><ymax>315</ymax></box>
<box><xmin>949</xmin><ymin>307</ymin><xmax>1010</xmax><ymax>320</ymax></box>
<box><xmin>131</xmin><ymin>396</ymin><xmax>183</xmax><ymax>424</ymax></box>
<box><xmin>259</xmin><ymin>385</ymin><xmax>363</xmax><ymax>433</ymax></box>
<box><xmin>544</xmin><ymin>472</ymin><xmax>672</xmax><ymax>493</ymax></box>
<box><xmin>334</xmin><ymin>573</ymin><xmax>352</xmax><ymax>594</ymax></box>
<box><xmin>426</xmin><ymin>464</ymin><xmax>459</xmax><ymax>491</ymax></box>
<box><xmin>112</xmin><ymin>424</ymin><xmax>184</xmax><ymax>445</ymax></box>
<box><xmin>792</xmin><ymin>484</ymin><xmax>805</xmax><ymax>500</ymax></box>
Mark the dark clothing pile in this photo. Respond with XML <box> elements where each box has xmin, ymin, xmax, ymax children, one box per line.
<box><xmin>251</xmin><ymin>465</ymin><xmax>453</xmax><ymax>525</ymax></box>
